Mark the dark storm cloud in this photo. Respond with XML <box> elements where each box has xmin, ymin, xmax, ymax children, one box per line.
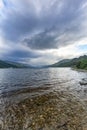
<box><xmin>23</xmin><ymin>24</ymin><xmax>86</xmax><ymax>50</ymax></box>
<box><xmin>1</xmin><ymin>8</ymin><xmax>38</xmax><ymax>41</ymax></box>
<box><xmin>1</xmin><ymin>0</ymin><xmax>86</xmax><ymax>43</ymax></box>
<box><xmin>23</xmin><ymin>30</ymin><xmax>57</xmax><ymax>50</ymax></box>
<box><xmin>1</xmin><ymin>47</ymin><xmax>41</xmax><ymax>62</ymax></box>
<box><xmin>8</xmin><ymin>49</ymin><xmax>40</xmax><ymax>59</ymax></box>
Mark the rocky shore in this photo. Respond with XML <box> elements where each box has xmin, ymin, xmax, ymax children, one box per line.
<box><xmin>0</xmin><ymin>90</ymin><xmax>87</xmax><ymax>130</ymax></box>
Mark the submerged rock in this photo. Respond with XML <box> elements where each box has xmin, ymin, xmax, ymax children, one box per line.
<box><xmin>0</xmin><ymin>90</ymin><xmax>87</xmax><ymax>130</ymax></box>
<box><xmin>79</xmin><ymin>82</ymin><xmax>87</xmax><ymax>85</ymax></box>
<box><xmin>79</xmin><ymin>79</ymin><xmax>87</xmax><ymax>85</ymax></box>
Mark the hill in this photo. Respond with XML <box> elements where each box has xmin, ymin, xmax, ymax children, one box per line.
<box><xmin>50</xmin><ymin>55</ymin><xmax>87</xmax><ymax>70</ymax></box>
<box><xmin>0</xmin><ymin>60</ymin><xmax>28</xmax><ymax>68</ymax></box>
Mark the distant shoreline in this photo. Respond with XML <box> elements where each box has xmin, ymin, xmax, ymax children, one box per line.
<box><xmin>72</xmin><ymin>67</ymin><xmax>87</xmax><ymax>72</ymax></box>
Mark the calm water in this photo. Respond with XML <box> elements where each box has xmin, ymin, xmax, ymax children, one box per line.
<box><xmin>0</xmin><ymin>68</ymin><xmax>87</xmax><ymax>130</ymax></box>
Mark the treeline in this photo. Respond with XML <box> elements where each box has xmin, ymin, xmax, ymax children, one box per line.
<box><xmin>50</xmin><ymin>55</ymin><xmax>87</xmax><ymax>70</ymax></box>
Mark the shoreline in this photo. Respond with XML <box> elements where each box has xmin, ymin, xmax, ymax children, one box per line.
<box><xmin>1</xmin><ymin>90</ymin><xmax>87</xmax><ymax>130</ymax></box>
<box><xmin>71</xmin><ymin>67</ymin><xmax>87</xmax><ymax>72</ymax></box>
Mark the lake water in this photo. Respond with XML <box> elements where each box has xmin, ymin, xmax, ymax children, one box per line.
<box><xmin>0</xmin><ymin>68</ymin><xmax>87</xmax><ymax>130</ymax></box>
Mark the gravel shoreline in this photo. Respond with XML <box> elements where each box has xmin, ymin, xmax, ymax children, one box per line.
<box><xmin>0</xmin><ymin>90</ymin><xmax>87</xmax><ymax>130</ymax></box>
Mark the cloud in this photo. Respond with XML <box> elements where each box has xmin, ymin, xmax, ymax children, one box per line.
<box><xmin>0</xmin><ymin>0</ymin><xmax>86</xmax><ymax>42</ymax></box>
<box><xmin>0</xmin><ymin>0</ymin><xmax>87</xmax><ymax>65</ymax></box>
<box><xmin>23</xmin><ymin>30</ymin><xmax>57</xmax><ymax>50</ymax></box>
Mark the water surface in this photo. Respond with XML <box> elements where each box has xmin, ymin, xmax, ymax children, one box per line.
<box><xmin>0</xmin><ymin>68</ymin><xmax>87</xmax><ymax>129</ymax></box>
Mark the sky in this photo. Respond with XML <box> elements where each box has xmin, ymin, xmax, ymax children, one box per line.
<box><xmin>0</xmin><ymin>0</ymin><xmax>87</xmax><ymax>66</ymax></box>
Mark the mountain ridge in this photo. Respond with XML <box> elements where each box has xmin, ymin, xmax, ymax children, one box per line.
<box><xmin>0</xmin><ymin>60</ymin><xmax>30</xmax><ymax>68</ymax></box>
<box><xmin>50</xmin><ymin>55</ymin><xmax>87</xmax><ymax>70</ymax></box>
<box><xmin>0</xmin><ymin>55</ymin><xmax>87</xmax><ymax>69</ymax></box>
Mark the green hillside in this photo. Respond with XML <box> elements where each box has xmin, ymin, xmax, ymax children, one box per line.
<box><xmin>0</xmin><ymin>60</ymin><xmax>28</xmax><ymax>68</ymax></box>
<box><xmin>51</xmin><ymin>55</ymin><xmax>87</xmax><ymax>70</ymax></box>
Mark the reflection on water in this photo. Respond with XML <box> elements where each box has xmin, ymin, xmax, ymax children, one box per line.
<box><xmin>0</xmin><ymin>68</ymin><xmax>87</xmax><ymax>129</ymax></box>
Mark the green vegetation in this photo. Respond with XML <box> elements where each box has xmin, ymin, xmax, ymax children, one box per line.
<box><xmin>51</xmin><ymin>55</ymin><xmax>87</xmax><ymax>70</ymax></box>
<box><xmin>0</xmin><ymin>60</ymin><xmax>28</xmax><ymax>68</ymax></box>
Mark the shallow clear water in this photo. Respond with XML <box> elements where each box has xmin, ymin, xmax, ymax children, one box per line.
<box><xmin>0</xmin><ymin>68</ymin><xmax>87</xmax><ymax>130</ymax></box>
